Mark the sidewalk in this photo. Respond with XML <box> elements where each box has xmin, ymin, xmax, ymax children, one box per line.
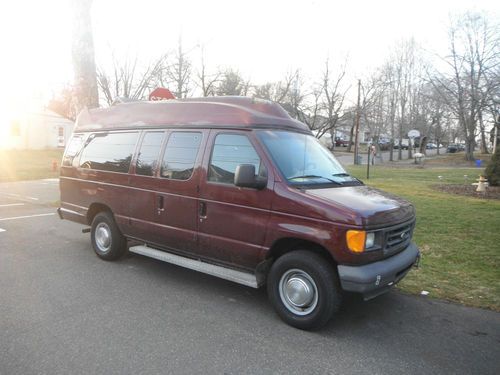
<box><xmin>334</xmin><ymin>148</ymin><xmax>446</xmax><ymax>166</ymax></box>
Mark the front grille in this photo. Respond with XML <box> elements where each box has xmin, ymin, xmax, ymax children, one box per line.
<box><xmin>384</xmin><ymin>220</ymin><xmax>414</xmax><ymax>256</ymax></box>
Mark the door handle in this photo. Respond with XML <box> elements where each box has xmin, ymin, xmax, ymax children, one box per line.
<box><xmin>199</xmin><ymin>201</ymin><xmax>207</xmax><ymax>220</ymax></box>
<box><xmin>157</xmin><ymin>195</ymin><xmax>165</xmax><ymax>215</ymax></box>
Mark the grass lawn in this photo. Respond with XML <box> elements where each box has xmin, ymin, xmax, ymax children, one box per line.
<box><xmin>0</xmin><ymin>149</ymin><xmax>64</xmax><ymax>182</ymax></box>
<box><xmin>346</xmin><ymin>162</ymin><xmax>500</xmax><ymax>311</ymax></box>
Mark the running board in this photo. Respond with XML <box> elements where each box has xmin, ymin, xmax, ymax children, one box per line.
<box><xmin>129</xmin><ymin>245</ymin><xmax>260</xmax><ymax>288</ymax></box>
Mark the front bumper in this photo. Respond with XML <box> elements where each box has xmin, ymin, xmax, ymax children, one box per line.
<box><xmin>337</xmin><ymin>242</ymin><xmax>420</xmax><ymax>300</ymax></box>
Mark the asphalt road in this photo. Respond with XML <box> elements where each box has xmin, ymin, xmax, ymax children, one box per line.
<box><xmin>1</xmin><ymin>179</ymin><xmax>499</xmax><ymax>375</ymax></box>
<box><xmin>334</xmin><ymin>147</ymin><xmax>445</xmax><ymax>166</ymax></box>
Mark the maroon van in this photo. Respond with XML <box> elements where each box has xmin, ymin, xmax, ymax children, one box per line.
<box><xmin>58</xmin><ymin>97</ymin><xmax>419</xmax><ymax>330</ymax></box>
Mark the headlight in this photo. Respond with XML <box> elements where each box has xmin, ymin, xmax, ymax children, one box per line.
<box><xmin>346</xmin><ymin>230</ymin><xmax>377</xmax><ymax>253</ymax></box>
<box><xmin>365</xmin><ymin>232</ymin><xmax>376</xmax><ymax>249</ymax></box>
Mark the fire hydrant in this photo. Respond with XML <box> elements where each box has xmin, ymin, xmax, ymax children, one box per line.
<box><xmin>475</xmin><ymin>175</ymin><xmax>488</xmax><ymax>192</ymax></box>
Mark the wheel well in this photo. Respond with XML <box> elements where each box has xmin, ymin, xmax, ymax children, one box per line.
<box><xmin>87</xmin><ymin>203</ymin><xmax>111</xmax><ymax>225</ymax></box>
<box><xmin>266</xmin><ymin>238</ymin><xmax>337</xmax><ymax>266</ymax></box>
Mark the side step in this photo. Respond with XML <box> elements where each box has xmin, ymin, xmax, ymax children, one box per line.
<box><xmin>129</xmin><ymin>245</ymin><xmax>260</xmax><ymax>288</ymax></box>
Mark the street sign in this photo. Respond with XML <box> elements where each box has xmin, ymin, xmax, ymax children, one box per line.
<box><xmin>408</xmin><ymin>129</ymin><xmax>420</xmax><ymax>139</ymax></box>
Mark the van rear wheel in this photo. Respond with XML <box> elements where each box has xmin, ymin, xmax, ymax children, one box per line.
<box><xmin>267</xmin><ymin>250</ymin><xmax>341</xmax><ymax>330</ymax></box>
<box><xmin>91</xmin><ymin>211</ymin><xmax>127</xmax><ymax>261</ymax></box>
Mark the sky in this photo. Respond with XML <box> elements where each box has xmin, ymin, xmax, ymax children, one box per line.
<box><xmin>0</xmin><ymin>0</ymin><xmax>498</xmax><ymax>124</ymax></box>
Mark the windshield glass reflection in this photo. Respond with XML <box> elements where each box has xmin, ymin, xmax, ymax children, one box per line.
<box><xmin>257</xmin><ymin>130</ymin><xmax>361</xmax><ymax>187</ymax></box>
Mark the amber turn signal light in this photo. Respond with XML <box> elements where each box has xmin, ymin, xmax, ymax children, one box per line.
<box><xmin>346</xmin><ymin>230</ymin><xmax>367</xmax><ymax>253</ymax></box>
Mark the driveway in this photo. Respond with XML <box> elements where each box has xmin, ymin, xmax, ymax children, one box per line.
<box><xmin>1</xmin><ymin>179</ymin><xmax>499</xmax><ymax>374</ymax></box>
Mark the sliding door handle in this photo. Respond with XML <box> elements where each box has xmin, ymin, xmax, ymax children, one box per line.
<box><xmin>199</xmin><ymin>201</ymin><xmax>207</xmax><ymax>219</ymax></box>
<box><xmin>157</xmin><ymin>195</ymin><xmax>165</xmax><ymax>215</ymax></box>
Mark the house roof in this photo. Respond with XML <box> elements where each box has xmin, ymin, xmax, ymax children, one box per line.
<box><xmin>74</xmin><ymin>96</ymin><xmax>310</xmax><ymax>133</ymax></box>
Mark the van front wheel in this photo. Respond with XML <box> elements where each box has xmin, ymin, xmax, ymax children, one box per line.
<box><xmin>267</xmin><ymin>250</ymin><xmax>341</xmax><ymax>330</ymax></box>
<box><xmin>91</xmin><ymin>212</ymin><xmax>126</xmax><ymax>261</ymax></box>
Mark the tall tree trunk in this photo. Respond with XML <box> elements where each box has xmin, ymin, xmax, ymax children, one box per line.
<box><xmin>479</xmin><ymin>112</ymin><xmax>489</xmax><ymax>154</ymax></box>
<box><xmin>347</xmin><ymin>118</ymin><xmax>355</xmax><ymax>153</ymax></box>
<box><xmin>398</xmin><ymin>122</ymin><xmax>403</xmax><ymax>160</ymax></box>
<box><xmin>72</xmin><ymin>0</ymin><xmax>99</xmax><ymax>112</ymax></box>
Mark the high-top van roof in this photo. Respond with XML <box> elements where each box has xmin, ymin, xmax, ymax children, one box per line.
<box><xmin>74</xmin><ymin>96</ymin><xmax>310</xmax><ymax>133</ymax></box>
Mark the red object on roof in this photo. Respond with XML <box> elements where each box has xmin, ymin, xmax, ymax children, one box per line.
<box><xmin>74</xmin><ymin>96</ymin><xmax>310</xmax><ymax>134</ymax></box>
<box><xmin>149</xmin><ymin>88</ymin><xmax>175</xmax><ymax>101</ymax></box>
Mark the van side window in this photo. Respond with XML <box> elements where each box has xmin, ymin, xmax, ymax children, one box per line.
<box><xmin>161</xmin><ymin>132</ymin><xmax>202</xmax><ymax>180</ymax></box>
<box><xmin>136</xmin><ymin>132</ymin><xmax>164</xmax><ymax>176</ymax></box>
<box><xmin>79</xmin><ymin>132</ymin><xmax>138</xmax><ymax>173</ymax></box>
<box><xmin>208</xmin><ymin>134</ymin><xmax>263</xmax><ymax>185</ymax></box>
<box><xmin>62</xmin><ymin>135</ymin><xmax>84</xmax><ymax>166</ymax></box>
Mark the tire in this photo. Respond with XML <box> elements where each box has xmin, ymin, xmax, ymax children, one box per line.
<box><xmin>90</xmin><ymin>211</ymin><xmax>127</xmax><ymax>261</ymax></box>
<box><xmin>267</xmin><ymin>250</ymin><xmax>342</xmax><ymax>330</ymax></box>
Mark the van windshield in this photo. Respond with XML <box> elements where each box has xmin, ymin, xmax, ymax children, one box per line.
<box><xmin>257</xmin><ymin>130</ymin><xmax>361</xmax><ymax>187</ymax></box>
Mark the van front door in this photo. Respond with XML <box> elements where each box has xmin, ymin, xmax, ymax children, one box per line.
<box><xmin>197</xmin><ymin>131</ymin><xmax>273</xmax><ymax>270</ymax></box>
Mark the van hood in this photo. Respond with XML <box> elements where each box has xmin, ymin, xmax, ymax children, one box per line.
<box><xmin>304</xmin><ymin>185</ymin><xmax>415</xmax><ymax>228</ymax></box>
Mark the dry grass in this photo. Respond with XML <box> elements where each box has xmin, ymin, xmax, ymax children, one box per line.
<box><xmin>0</xmin><ymin>149</ymin><xmax>64</xmax><ymax>182</ymax></box>
<box><xmin>347</xmin><ymin>163</ymin><xmax>500</xmax><ymax>311</ymax></box>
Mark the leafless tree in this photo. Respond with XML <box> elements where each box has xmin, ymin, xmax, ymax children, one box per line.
<box><xmin>48</xmin><ymin>86</ymin><xmax>78</xmax><ymax>121</ymax></box>
<box><xmin>96</xmin><ymin>53</ymin><xmax>166</xmax><ymax>105</ymax></box>
<box><xmin>216</xmin><ymin>69</ymin><xmax>251</xmax><ymax>96</ymax></box>
<box><xmin>431</xmin><ymin>12</ymin><xmax>500</xmax><ymax>160</ymax></box>
<box><xmin>161</xmin><ymin>36</ymin><xmax>192</xmax><ymax>98</ymax></box>
<box><xmin>196</xmin><ymin>46</ymin><xmax>221</xmax><ymax>96</ymax></box>
<box><xmin>291</xmin><ymin>60</ymin><xmax>348</xmax><ymax>149</ymax></box>
<box><xmin>253</xmin><ymin>70</ymin><xmax>301</xmax><ymax>105</ymax></box>
<box><xmin>318</xmin><ymin>59</ymin><xmax>348</xmax><ymax>144</ymax></box>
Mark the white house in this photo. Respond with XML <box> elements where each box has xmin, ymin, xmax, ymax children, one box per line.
<box><xmin>2</xmin><ymin>109</ymin><xmax>74</xmax><ymax>149</ymax></box>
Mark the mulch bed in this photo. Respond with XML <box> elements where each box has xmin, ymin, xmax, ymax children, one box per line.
<box><xmin>432</xmin><ymin>183</ymin><xmax>500</xmax><ymax>200</ymax></box>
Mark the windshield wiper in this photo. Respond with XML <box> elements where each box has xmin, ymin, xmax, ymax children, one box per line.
<box><xmin>332</xmin><ymin>172</ymin><xmax>364</xmax><ymax>185</ymax></box>
<box><xmin>288</xmin><ymin>175</ymin><xmax>342</xmax><ymax>185</ymax></box>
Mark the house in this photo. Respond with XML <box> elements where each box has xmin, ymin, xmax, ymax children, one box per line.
<box><xmin>2</xmin><ymin>109</ymin><xmax>74</xmax><ymax>149</ymax></box>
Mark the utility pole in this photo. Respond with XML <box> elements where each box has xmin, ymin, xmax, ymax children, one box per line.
<box><xmin>494</xmin><ymin>113</ymin><xmax>499</xmax><ymax>152</ymax></box>
<box><xmin>354</xmin><ymin>79</ymin><xmax>361</xmax><ymax>164</ymax></box>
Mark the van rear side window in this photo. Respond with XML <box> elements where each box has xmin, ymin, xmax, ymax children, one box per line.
<box><xmin>63</xmin><ymin>135</ymin><xmax>84</xmax><ymax>166</ymax></box>
<box><xmin>161</xmin><ymin>132</ymin><xmax>202</xmax><ymax>180</ymax></box>
<box><xmin>79</xmin><ymin>132</ymin><xmax>139</xmax><ymax>173</ymax></box>
<box><xmin>136</xmin><ymin>132</ymin><xmax>165</xmax><ymax>176</ymax></box>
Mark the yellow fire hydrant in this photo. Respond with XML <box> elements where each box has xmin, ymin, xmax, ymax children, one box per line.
<box><xmin>475</xmin><ymin>176</ymin><xmax>488</xmax><ymax>192</ymax></box>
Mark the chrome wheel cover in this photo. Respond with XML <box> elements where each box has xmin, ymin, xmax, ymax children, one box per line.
<box><xmin>278</xmin><ymin>268</ymin><xmax>318</xmax><ymax>316</ymax></box>
<box><xmin>95</xmin><ymin>222</ymin><xmax>112</xmax><ymax>253</ymax></box>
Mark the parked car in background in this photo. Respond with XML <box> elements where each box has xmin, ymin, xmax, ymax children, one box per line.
<box><xmin>378</xmin><ymin>139</ymin><xmax>391</xmax><ymax>151</ymax></box>
<box><xmin>426</xmin><ymin>143</ymin><xmax>438</xmax><ymax>150</ymax></box>
<box><xmin>447</xmin><ymin>144</ymin><xmax>460</xmax><ymax>153</ymax></box>
<box><xmin>394</xmin><ymin>139</ymin><xmax>409</xmax><ymax>150</ymax></box>
<box><xmin>335</xmin><ymin>137</ymin><xmax>349</xmax><ymax>147</ymax></box>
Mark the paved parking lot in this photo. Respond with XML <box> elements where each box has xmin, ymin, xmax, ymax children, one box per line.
<box><xmin>1</xmin><ymin>179</ymin><xmax>499</xmax><ymax>374</ymax></box>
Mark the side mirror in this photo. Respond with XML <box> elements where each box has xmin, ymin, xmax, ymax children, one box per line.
<box><xmin>234</xmin><ymin>164</ymin><xmax>266</xmax><ymax>190</ymax></box>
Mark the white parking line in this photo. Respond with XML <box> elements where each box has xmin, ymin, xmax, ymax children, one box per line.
<box><xmin>0</xmin><ymin>203</ymin><xmax>25</xmax><ymax>208</ymax></box>
<box><xmin>0</xmin><ymin>228</ymin><xmax>5</xmax><ymax>233</ymax></box>
<box><xmin>3</xmin><ymin>193</ymin><xmax>39</xmax><ymax>201</ymax></box>
<box><xmin>0</xmin><ymin>193</ymin><xmax>39</xmax><ymax>202</ymax></box>
<box><xmin>0</xmin><ymin>213</ymin><xmax>55</xmax><ymax>222</ymax></box>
